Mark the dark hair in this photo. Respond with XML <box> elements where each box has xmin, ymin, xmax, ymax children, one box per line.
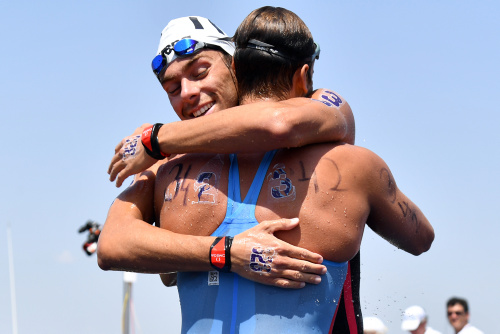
<box><xmin>233</xmin><ymin>6</ymin><xmax>316</xmax><ymax>101</ymax></box>
<box><xmin>447</xmin><ymin>297</ymin><xmax>469</xmax><ymax>313</ymax></box>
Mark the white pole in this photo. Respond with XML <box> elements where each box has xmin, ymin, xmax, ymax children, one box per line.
<box><xmin>7</xmin><ymin>223</ymin><xmax>18</xmax><ymax>334</ymax></box>
<box><xmin>123</xmin><ymin>272</ymin><xmax>137</xmax><ymax>334</ymax></box>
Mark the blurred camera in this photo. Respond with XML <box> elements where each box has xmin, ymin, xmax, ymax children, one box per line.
<box><xmin>78</xmin><ymin>220</ymin><xmax>102</xmax><ymax>256</ymax></box>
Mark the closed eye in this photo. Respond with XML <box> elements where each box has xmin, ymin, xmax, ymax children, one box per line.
<box><xmin>193</xmin><ymin>66</ymin><xmax>209</xmax><ymax>79</ymax></box>
<box><xmin>167</xmin><ymin>84</ymin><xmax>180</xmax><ymax>96</ymax></box>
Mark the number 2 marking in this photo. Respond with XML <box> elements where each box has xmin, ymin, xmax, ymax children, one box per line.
<box><xmin>193</xmin><ymin>172</ymin><xmax>218</xmax><ymax>204</ymax></box>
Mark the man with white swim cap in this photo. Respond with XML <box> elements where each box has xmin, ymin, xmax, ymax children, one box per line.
<box><xmin>99</xmin><ymin>10</ymin><xmax>356</xmax><ymax>290</ymax></box>
<box><xmin>151</xmin><ymin>6</ymin><xmax>434</xmax><ymax>333</ymax></box>
<box><xmin>151</xmin><ymin>16</ymin><xmax>235</xmax><ymax>81</ymax></box>
<box><xmin>107</xmin><ymin>14</ymin><xmax>355</xmax><ymax>185</ymax></box>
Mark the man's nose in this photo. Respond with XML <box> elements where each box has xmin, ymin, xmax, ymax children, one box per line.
<box><xmin>180</xmin><ymin>78</ymin><xmax>200</xmax><ymax>103</ymax></box>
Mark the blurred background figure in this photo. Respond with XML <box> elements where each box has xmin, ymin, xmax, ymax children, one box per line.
<box><xmin>401</xmin><ymin>305</ymin><xmax>442</xmax><ymax>334</ymax></box>
<box><xmin>447</xmin><ymin>297</ymin><xmax>484</xmax><ymax>334</ymax></box>
<box><xmin>78</xmin><ymin>220</ymin><xmax>102</xmax><ymax>256</ymax></box>
<box><xmin>364</xmin><ymin>316</ymin><xmax>388</xmax><ymax>334</ymax></box>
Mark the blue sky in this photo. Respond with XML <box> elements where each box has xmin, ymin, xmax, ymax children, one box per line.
<box><xmin>0</xmin><ymin>1</ymin><xmax>498</xmax><ymax>333</ymax></box>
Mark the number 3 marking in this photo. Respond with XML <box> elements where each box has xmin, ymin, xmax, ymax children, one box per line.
<box><xmin>313</xmin><ymin>90</ymin><xmax>343</xmax><ymax>108</ymax></box>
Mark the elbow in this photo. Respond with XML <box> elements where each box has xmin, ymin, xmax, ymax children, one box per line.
<box><xmin>410</xmin><ymin>228</ymin><xmax>435</xmax><ymax>256</ymax></box>
<box><xmin>97</xmin><ymin>258</ymin><xmax>110</xmax><ymax>271</ymax></box>
<box><xmin>96</xmin><ymin>240</ymin><xmax>117</xmax><ymax>271</ymax></box>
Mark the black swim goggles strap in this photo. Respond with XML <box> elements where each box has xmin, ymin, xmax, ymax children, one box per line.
<box><xmin>245</xmin><ymin>39</ymin><xmax>294</xmax><ymax>60</ymax></box>
<box><xmin>243</xmin><ymin>39</ymin><xmax>320</xmax><ymax>62</ymax></box>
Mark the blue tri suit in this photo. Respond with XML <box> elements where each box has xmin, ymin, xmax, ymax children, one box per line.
<box><xmin>177</xmin><ymin>151</ymin><xmax>348</xmax><ymax>333</ymax></box>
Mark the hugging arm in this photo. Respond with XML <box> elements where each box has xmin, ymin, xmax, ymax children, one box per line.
<box><xmin>97</xmin><ymin>167</ymin><xmax>212</xmax><ymax>273</ymax></box>
<box><xmin>154</xmin><ymin>88</ymin><xmax>355</xmax><ymax>153</ymax></box>
<box><xmin>109</xmin><ymin>89</ymin><xmax>355</xmax><ymax>187</ymax></box>
<box><xmin>97</xmin><ymin>171</ymin><xmax>326</xmax><ymax>288</ymax></box>
<box><xmin>363</xmin><ymin>150</ymin><xmax>434</xmax><ymax>255</ymax></box>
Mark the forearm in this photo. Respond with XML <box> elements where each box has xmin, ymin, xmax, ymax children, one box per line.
<box><xmin>391</xmin><ymin>198</ymin><xmax>434</xmax><ymax>255</ymax></box>
<box><xmin>373</xmin><ymin>204</ymin><xmax>434</xmax><ymax>256</ymax></box>
<box><xmin>98</xmin><ymin>181</ymin><xmax>214</xmax><ymax>273</ymax></box>
<box><xmin>157</xmin><ymin>92</ymin><xmax>355</xmax><ymax>155</ymax></box>
<box><xmin>367</xmin><ymin>152</ymin><xmax>434</xmax><ymax>256</ymax></box>
<box><xmin>97</xmin><ymin>216</ymin><xmax>213</xmax><ymax>273</ymax></box>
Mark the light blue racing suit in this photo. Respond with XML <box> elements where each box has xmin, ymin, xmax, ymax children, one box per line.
<box><xmin>178</xmin><ymin>151</ymin><xmax>348</xmax><ymax>333</ymax></box>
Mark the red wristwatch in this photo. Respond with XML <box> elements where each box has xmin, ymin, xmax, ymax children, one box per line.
<box><xmin>210</xmin><ymin>236</ymin><xmax>233</xmax><ymax>272</ymax></box>
<box><xmin>141</xmin><ymin>124</ymin><xmax>170</xmax><ymax>160</ymax></box>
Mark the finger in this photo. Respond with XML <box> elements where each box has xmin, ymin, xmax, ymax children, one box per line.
<box><xmin>267</xmin><ymin>278</ymin><xmax>306</xmax><ymax>289</ymax></box>
<box><xmin>262</xmin><ymin>217</ymin><xmax>300</xmax><ymax>231</ymax></box>
<box><xmin>114</xmin><ymin>140</ymin><xmax>124</xmax><ymax>154</ymax></box>
<box><xmin>293</xmin><ymin>271</ymin><xmax>323</xmax><ymax>285</ymax></box>
<box><xmin>109</xmin><ymin>161</ymin><xmax>125</xmax><ymax>183</ymax></box>
<box><xmin>271</xmin><ymin>254</ymin><xmax>326</xmax><ymax>274</ymax></box>
<box><xmin>116</xmin><ymin>167</ymin><xmax>132</xmax><ymax>188</ymax></box>
<box><xmin>274</xmin><ymin>269</ymin><xmax>324</xmax><ymax>284</ymax></box>
<box><xmin>116</xmin><ymin>172</ymin><xmax>125</xmax><ymax>188</ymax></box>
<box><xmin>108</xmin><ymin>153</ymin><xmax>122</xmax><ymax>174</ymax></box>
<box><xmin>279</xmin><ymin>242</ymin><xmax>324</xmax><ymax>265</ymax></box>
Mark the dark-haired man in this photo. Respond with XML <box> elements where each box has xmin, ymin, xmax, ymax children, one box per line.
<box><xmin>447</xmin><ymin>297</ymin><xmax>483</xmax><ymax>334</ymax></box>
<box><xmin>98</xmin><ymin>11</ymin><xmax>365</xmax><ymax>332</ymax></box>
<box><xmin>152</xmin><ymin>6</ymin><xmax>433</xmax><ymax>332</ymax></box>
<box><xmin>99</xmin><ymin>14</ymin><xmax>355</xmax><ymax>289</ymax></box>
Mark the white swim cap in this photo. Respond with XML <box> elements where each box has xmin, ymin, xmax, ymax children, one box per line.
<box><xmin>152</xmin><ymin>16</ymin><xmax>235</xmax><ymax>77</ymax></box>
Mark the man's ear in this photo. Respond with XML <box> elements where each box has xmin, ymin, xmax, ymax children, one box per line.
<box><xmin>292</xmin><ymin>64</ymin><xmax>310</xmax><ymax>97</ymax></box>
<box><xmin>231</xmin><ymin>58</ymin><xmax>236</xmax><ymax>73</ymax></box>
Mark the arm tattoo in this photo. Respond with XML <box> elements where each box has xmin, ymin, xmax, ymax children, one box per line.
<box><xmin>380</xmin><ymin>168</ymin><xmax>396</xmax><ymax>204</ymax></box>
<box><xmin>398</xmin><ymin>201</ymin><xmax>421</xmax><ymax>234</ymax></box>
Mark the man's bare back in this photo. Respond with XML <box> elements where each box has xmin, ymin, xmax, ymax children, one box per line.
<box><xmin>155</xmin><ymin>142</ymin><xmax>432</xmax><ymax>264</ymax></box>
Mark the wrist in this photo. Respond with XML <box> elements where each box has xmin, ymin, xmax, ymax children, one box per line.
<box><xmin>141</xmin><ymin>123</ymin><xmax>170</xmax><ymax>160</ymax></box>
<box><xmin>209</xmin><ymin>236</ymin><xmax>233</xmax><ymax>272</ymax></box>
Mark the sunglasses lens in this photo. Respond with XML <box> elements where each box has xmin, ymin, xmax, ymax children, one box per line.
<box><xmin>313</xmin><ymin>43</ymin><xmax>320</xmax><ymax>60</ymax></box>
<box><xmin>152</xmin><ymin>55</ymin><xmax>165</xmax><ymax>76</ymax></box>
<box><xmin>174</xmin><ymin>39</ymin><xmax>198</xmax><ymax>55</ymax></box>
